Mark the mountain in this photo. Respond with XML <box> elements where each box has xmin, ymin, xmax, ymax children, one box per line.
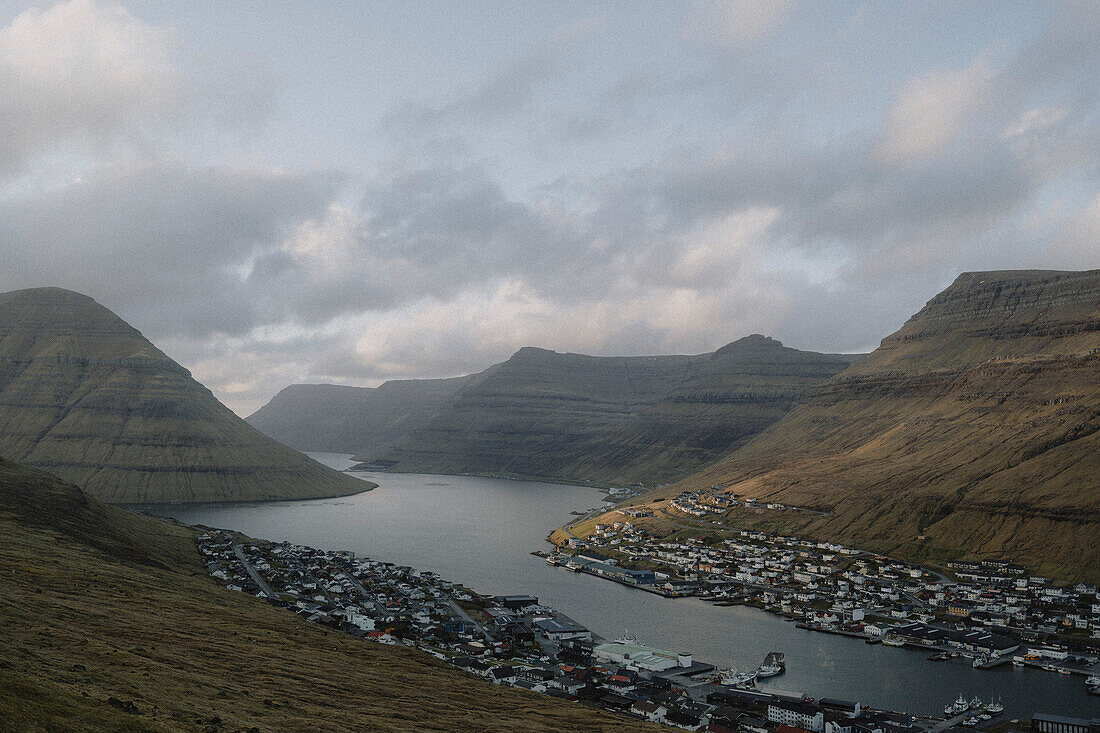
<box><xmin>353</xmin><ymin>336</ymin><xmax>861</xmax><ymax>485</ymax></box>
<box><xmin>247</xmin><ymin>376</ymin><xmax>471</xmax><ymax>455</ymax></box>
<box><xmin>613</xmin><ymin>270</ymin><xmax>1100</xmax><ymax>581</ymax></box>
<box><xmin>0</xmin><ymin>287</ymin><xmax>368</xmax><ymax>503</ymax></box>
<box><xmin>0</xmin><ymin>457</ymin><xmax>650</xmax><ymax>732</ymax></box>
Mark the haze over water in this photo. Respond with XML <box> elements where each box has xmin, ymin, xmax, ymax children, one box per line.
<box><xmin>145</xmin><ymin>453</ymin><xmax>1099</xmax><ymax>720</ymax></box>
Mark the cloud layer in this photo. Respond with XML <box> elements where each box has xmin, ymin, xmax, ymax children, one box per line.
<box><xmin>1</xmin><ymin>1</ymin><xmax>1098</xmax><ymax>415</ymax></box>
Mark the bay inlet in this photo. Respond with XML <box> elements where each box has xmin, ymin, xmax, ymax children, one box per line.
<box><xmin>141</xmin><ymin>453</ymin><xmax>1098</xmax><ymax>720</ymax></box>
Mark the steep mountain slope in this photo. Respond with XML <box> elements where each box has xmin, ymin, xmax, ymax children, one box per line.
<box><xmin>617</xmin><ymin>270</ymin><xmax>1100</xmax><ymax>581</ymax></box>
<box><xmin>247</xmin><ymin>375</ymin><xmax>470</xmax><ymax>455</ymax></box>
<box><xmin>365</xmin><ymin>336</ymin><xmax>861</xmax><ymax>485</ymax></box>
<box><xmin>0</xmin><ymin>287</ymin><xmax>367</xmax><ymax>503</ymax></box>
<box><xmin>0</xmin><ymin>458</ymin><xmax>651</xmax><ymax>732</ymax></box>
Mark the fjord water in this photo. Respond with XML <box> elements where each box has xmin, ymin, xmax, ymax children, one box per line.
<box><xmin>146</xmin><ymin>454</ymin><xmax>1097</xmax><ymax>720</ymax></box>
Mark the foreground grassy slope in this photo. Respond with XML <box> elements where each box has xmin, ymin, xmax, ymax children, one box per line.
<box><xmin>0</xmin><ymin>287</ymin><xmax>367</xmax><ymax>503</ymax></box>
<box><xmin>0</xmin><ymin>457</ymin><xmax>652</xmax><ymax>732</ymax></box>
<box><xmin>595</xmin><ymin>270</ymin><xmax>1100</xmax><ymax>582</ymax></box>
<box><xmin>364</xmin><ymin>336</ymin><xmax>859</xmax><ymax>486</ymax></box>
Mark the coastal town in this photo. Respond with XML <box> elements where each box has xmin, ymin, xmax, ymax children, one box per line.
<box><xmin>552</xmin><ymin>491</ymin><xmax>1100</xmax><ymax>696</ymax></box>
<box><xmin>199</xmin><ymin>528</ymin><xmax>1098</xmax><ymax>733</ymax></box>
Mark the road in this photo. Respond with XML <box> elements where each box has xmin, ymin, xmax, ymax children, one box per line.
<box><xmin>232</xmin><ymin>544</ymin><xmax>277</xmax><ymax>598</ymax></box>
<box><xmin>341</xmin><ymin>568</ymin><xmax>494</xmax><ymax>643</ymax></box>
<box><xmin>444</xmin><ymin>597</ymin><xmax>495</xmax><ymax>643</ymax></box>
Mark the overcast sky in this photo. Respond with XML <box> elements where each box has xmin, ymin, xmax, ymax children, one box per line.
<box><xmin>3</xmin><ymin>1</ymin><xmax>1099</xmax><ymax>415</ymax></box>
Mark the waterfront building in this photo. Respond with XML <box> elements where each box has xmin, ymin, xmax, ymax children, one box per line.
<box><xmin>768</xmin><ymin>700</ymin><xmax>825</xmax><ymax>732</ymax></box>
<box><xmin>593</xmin><ymin>641</ymin><xmax>692</xmax><ymax>672</ymax></box>
<box><xmin>1031</xmin><ymin>713</ymin><xmax>1100</xmax><ymax>733</ymax></box>
<box><xmin>532</xmin><ymin>618</ymin><xmax>592</xmax><ymax>641</ymax></box>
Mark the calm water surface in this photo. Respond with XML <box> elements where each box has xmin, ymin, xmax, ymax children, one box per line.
<box><xmin>143</xmin><ymin>453</ymin><xmax>1098</xmax><ymax>720</ymax></box>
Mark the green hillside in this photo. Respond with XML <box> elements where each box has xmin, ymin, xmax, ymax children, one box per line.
<box><xmin>0</xmin><ymin>456</ymin><xmax>652</xmax><ymax>732</ymax></box>
<box><xmin>0</xmin><ymin>287</ymin><xmax>368</xmax><ymax>503</ymax></box>
<box><xmin>603</xmin><ymin>270</ymin><xmax>1100</xmax><ymax>581</ymax></box>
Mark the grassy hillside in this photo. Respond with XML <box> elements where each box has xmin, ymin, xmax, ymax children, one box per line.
<box><xmin>355</xmin><ymin>336</ymin><xmax>859</xmax><ymax>486</ymax></box>
<box><xmin>246</xmin><ymin>376</ymin><xmax>470</xmax><ymax>455</ymax></box>
<box><xmin>593</xmin><ymin>270</ymin><xmax>1100</xmax><ymax>582</ymax></box>
<box><xmin>0</xmin><ymin>457</ymin><xmax>653</xmax><ymax>732</ymax></box>
<box><xmin>0</xmin><ymin>287</ymin><xmax>368</xmax><ymax>503</ymax></box>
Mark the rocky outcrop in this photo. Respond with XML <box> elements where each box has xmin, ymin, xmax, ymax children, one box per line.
<box><xmin>0</xmin><ymin>287</ymin><xmax>367</xmax><ymax>503</ymax></box>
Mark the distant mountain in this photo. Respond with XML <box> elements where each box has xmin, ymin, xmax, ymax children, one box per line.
<box><xmin>0</xmin><ymin>287</ymin><xmax>368</xmax><ymax>503</ymax></box>
<box><xmin>247</xmin><ymin>376</ymin><xmax>471</xmax><ymax>455</ymax></box>
<box><xmin>250</xmin><ymin>336</ymin><xmax>860</xmax><ymax>486</ymax></box>
<box><xmin>631</xmin><ymin>270</ymin><xmax>1100</xmax><ymax>581</ymax></box>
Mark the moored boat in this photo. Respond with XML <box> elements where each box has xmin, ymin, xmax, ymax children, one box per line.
<box><xmin>757</xmin><ymin>652</ymin><xmax>786</xmax><ymax>678</ymax></box>
<box><xmin>944</xmin><ymin>694</ymin><xmax>969</xmax><ymax>716</ymax></box>
<box><xmin>718</xmin><ymin>667</ymin><xmax>758</xmax><ymax>687</ymax></box>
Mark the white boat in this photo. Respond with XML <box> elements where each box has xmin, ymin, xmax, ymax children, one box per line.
<box><xmin>616</xmin><ymin>629</ymin><xmax>639</xmax><ymax>644</ymax></box>
<box><xmin>984</xmin><ymin>698</ymin><xmax>1003</xmax><ymax>715</ymax></box>
<box><xmin>718</xmin><ymin>667</ymin><xmax>758</xmax><ymax>687</ymax></box>
<box><xmin>757</xmin><ymin>652</ymin><xmax>786</xmax><ymax>678</ymax></box>
<box><xmin>1086</xmin><ymin>675</ymin><xmax>1100</xmax><ymax>686</ymax></box>
<box><xmin>969</xmin><ymin>695</ymin><xmax>982</xmax><ymax>710</ymax></box>
<box><xmin>881</xmin><ymin>635</ymin><xmax>906</xmax><ymax>647</ymax></box>
<box><xmin>972</xmin><ymin>655</ymin><xmax>987</xmax><ymax>668</ymax></box>
<box><xmin>945</xmin><ymin>694</ymin><xmax>969</xmax><ymax>716</ymax></box>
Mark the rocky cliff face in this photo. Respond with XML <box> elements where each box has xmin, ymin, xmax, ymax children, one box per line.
<box><xmin>357</xmin><ymin>336</ymin><xmax>860</xmax><ymax>485</ymax></box>
<box><xmin>654</xmin><ymin>270</ymin><xmax>1100</xmax><ymax>581</ymax></box>
<box><xmin>0</xmin><ymin>287</ymin><xmax>367</xmax><ymax>503</ymax></box>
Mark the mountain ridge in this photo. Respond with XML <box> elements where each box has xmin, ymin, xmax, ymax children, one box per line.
<box><xmin>251</xmin><ymin>336</ymin><xmax>863</xmax><ymax>486</ymax></box>
<box><xmin>0</xmin><ymin>286</ymin><xmax>369</xmax><ymax>503</ymax></box>
<box><xmin>592</xmin><ymin>269</ymin><xmax>1100</xmax><ymax>581</ymax></box>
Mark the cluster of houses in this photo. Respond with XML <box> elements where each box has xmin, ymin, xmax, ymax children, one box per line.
<box><xmin>561</xmin><ymin>524</ymin><xmax>1100</xmax><ymax>678</ymax></box>
<box><xmin>667</xmin><ymin>487</ymin><xmax>822</xmax><ymax>518</ymax></box>
<box><xmin>457</xmin><ymin>645</ymin><xmax>923</xmax><ymax>733</ymax></box>
<box><xmin>194</xmin><ymin>530</ymin><xmax>945</xmax><ymax>731</ymax></box>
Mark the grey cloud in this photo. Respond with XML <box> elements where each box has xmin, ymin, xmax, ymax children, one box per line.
<box><xmin>380</xmin><ymin>16</ymin><xmax>604</xmax><ymax>134</ymax></box>
<box><xmin>0</xmin><ymin>0</ymin><xmax>186</xmax><ymax>178</ymax></box>
<box><xmin>0</xmin><ymin>158</ymin><xmax>339</xmax><ymax>338</ymax></box>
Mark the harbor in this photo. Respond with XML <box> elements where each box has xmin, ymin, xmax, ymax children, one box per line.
<box><xmin>141</xmin><ymin>457</ymin><xmax>1100</xmax><ymax>720</ymax></box>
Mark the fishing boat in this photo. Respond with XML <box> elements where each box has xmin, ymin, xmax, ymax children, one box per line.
<box><xmin>616</xmin><ymin>629</ymin><xmax>639</xmax><ymax>644</ymax></box>
<box><xmin>881</xmin><ymin>634</ymin><xmax>906</xmax><ymax>647</ymax></box>
<box><xmin>972</xmin><ymin>655</ymin><xmax>988</xmax><ymax>668</ymax></box>
<box><xmin>718</xmin><ymin>667</ymin><xmax>758</xmax><ymax>687</ymax></box>
<box><xmin>969</xmin><ymin>695</ymin><xmax>982</xmax><ymax>710</ymax></box>
<box><xmin>757</xmin><ymin>652</ymin><xmax>786</xmax><ymax>678</ymax></box>
<box><xmin>944</xmin><ymin>694</ymin><xmax>969</xmax><ymax>716</ymax></box>
<box><xmin>984</xmin><ymin>698</ymin><xmax>1004</xmax><ymax>715</ymax></box>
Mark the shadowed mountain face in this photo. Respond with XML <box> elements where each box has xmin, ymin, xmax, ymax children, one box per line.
<box><xmin>0</xmin><ymin>287</ymin><xmax>367</xmax><ymax>503</ymax></box>
<box><xmin>247</xmin><ymin>376</ymin><xmax>471</xmax><ymax>455</ymax></box>
<box><xmin>252</xmin><ymin>336</ymin><xmax>859</xmax><ymax>486</ymax></box>
<box><xmin>648</xmin><ymin>270</ymin><xmax>1100</xmax><ymax>581</ymax></box>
